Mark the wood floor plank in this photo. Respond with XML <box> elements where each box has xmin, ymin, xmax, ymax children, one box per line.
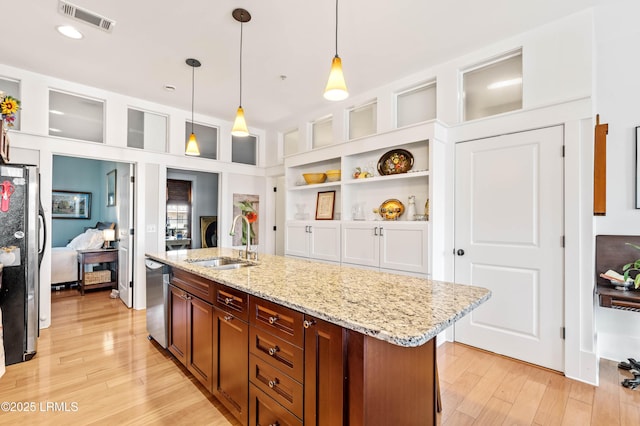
<box><xmin>502</xmin><ymin>377</ymin><xmax>547</xmax><ymax>425</ymax></box>
<box><xmin>560</xmin><ymin>397</ymin><xmax>592</xmax><ymax>426</ymax></box>
<box><xmin>533</xmin><ymin>372</ymin><xmax>572</xmax><ymax>425</ymax></box>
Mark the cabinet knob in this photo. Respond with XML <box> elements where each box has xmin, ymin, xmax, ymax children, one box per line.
<box><xmin>268</xmin><ymin>378</ymin><xmax>279</xmax><ymax>389</ymax></box>
<box><xmin>303</xmin><ymin>319</ymin><xmax>316</xmax><ymax>329</ymax></box>
<box><xmin>224</xmin><ymin>297</ymin><xmax>233</xmax><ymax>305</ymax></box>
<box><xmin>223</xmin><ymin>315</ymin><xmax>233</xmax><ymax>321</ymax></box>
<box><xmin>456</xmin><ymin>249</ymin><xmax>465</xmax><ymax>256</ymax></box>
<box><xmin>268</xmin><ymin>346</ymin><xmax>280</xmax><ymax>356</ymax></box>
<box><xmin>268</xmin><ymin>315</ymin><xmax>279</xmax><ymax>325</ymax></box>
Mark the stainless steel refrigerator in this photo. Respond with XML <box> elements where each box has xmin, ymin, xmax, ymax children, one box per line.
<box><xmin>0</xmin><ymin>163</ymin><xmax>45</xmax><ymax>365</ymax></box>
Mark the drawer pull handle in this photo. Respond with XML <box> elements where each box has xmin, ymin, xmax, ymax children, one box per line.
<box><xmin>224</xmin><ymin>315</ymin><xmax>233</xmax><ymax>321</ymax></box>
<box><xmin>303</xmin><ymin>319</ymin><xmax>316</xmax><ymax>329</ymax></box>
<box><xmin>268</xmin><ymin>315</ymin><xmax>279</xmax><ymax>325</ymax></box>
<box><xmin>224</xmin><ymin>297</ymin><xmax>233</xmax><ymax>305</ymax></box>
<box><xmin>268</xmin><ymin>346</ymin><xmax>280</xmax><ymax>356</ymax></box>
<box><xmin>268</xmin><ymin>378</ymin><xmax>279</xmax><ymax>389</ymax></box>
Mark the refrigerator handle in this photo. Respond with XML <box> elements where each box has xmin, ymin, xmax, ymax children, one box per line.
<box><xmin>38</xmin><ymin>204</ymin><xmax>47</xmax><ymax>265</ymax></box>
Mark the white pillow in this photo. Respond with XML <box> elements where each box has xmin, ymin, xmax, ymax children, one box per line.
<box><xmin>66</xmin><ymin>229</ymin><xmax>104</xmax><ymax>250</ymax></box>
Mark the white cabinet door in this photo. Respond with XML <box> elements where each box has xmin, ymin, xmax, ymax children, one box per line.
<box><xmin>379</xmin><ymin>223</ymin><xmax>428</xmax><ymax>274</ymax></box>
<box><xmin>341</xmin><ymin>222</ymin><xmax>379</xmax><ymax>268</ymax></box>
<box><xmin>284</xmin><ymin>221</ymin><xmax>310</xmax><ymax>258</ymax></box>
<box><xmin>309</xmin><ymin>222</ymin><xmax>341</xmax><ymax>263</ymax></box>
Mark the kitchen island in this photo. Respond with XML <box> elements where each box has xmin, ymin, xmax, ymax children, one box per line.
<box><xmin>146</xmin><ymin>248</ymin><xmax>490</xmax><ymax>426</ymax></box>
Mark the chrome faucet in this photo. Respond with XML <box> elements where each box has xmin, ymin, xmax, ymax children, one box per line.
<box><xmin>229</xmin><ymin>214</ymin><xmax>258</xmax><ymax>260</ymax></box>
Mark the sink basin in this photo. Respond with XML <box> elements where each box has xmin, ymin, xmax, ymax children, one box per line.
<box><xmin>186</xmin><ymin>257</ymin><xmax>255</xmax><ymax>270</ymax></box>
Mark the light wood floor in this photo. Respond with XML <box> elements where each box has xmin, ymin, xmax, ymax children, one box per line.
<box><xmin>0</xmin><ymin>289</ymin><xmax>638</xmax><ymax>425</ymax></box>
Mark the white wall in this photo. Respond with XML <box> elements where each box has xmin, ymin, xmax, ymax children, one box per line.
<box><xmin>593</xmin><ymin>0</ymin><xmax>640</xmax><ymax>362</ymax></box>
<box><xmin>1</xmin><ymin>63</ymin><xmax>270</xmax><ymax>330</ymax></box>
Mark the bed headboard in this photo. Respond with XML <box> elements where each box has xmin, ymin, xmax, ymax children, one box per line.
<box><xmin>595</xmin><ymin>235</ymin><xmax>640</xmax><ymax>285</ymax></box>
<box><xmin>84</xmin><ymin>221</ymin><xmax>116</xmax><ymax>232</ymax></box>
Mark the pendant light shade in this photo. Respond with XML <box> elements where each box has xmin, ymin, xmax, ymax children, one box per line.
<box><xmin>232</xmin><ymin>8</ymin><xmax>251</xmax><ymax>137</ymax></box>
<box><xmin>324</xmin><ymin>0</ymin><xmax>348</xmax><ymax>101</ymax></box>
<box><xmin>232</xmin><ymin>106</ymin><xmax>249</xmax><ymax>137</ymax></box>
<box><xmin>185</xmin><ymin>58</ymin><xmax>201</xmax><ymax>156</ymax></box>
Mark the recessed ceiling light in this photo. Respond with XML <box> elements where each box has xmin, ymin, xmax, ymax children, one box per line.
<box><xmin>49</xmin><ymin>128</ymin><xmax>62</xmax><ymax>133</ymax></box>
<box><xmin>49</xmin><ymin>109</ymin><xmax>65</xmax><ymax>115</ymax></box>
<box><xmin>164</xmin><ymin>84</ymin><xmax>176</xmax><ymax>92</ymax></box>
<box><xmin>56</xmin><ymin>25</ymin><xmax>83</xmax><ymax>39</ymax></box>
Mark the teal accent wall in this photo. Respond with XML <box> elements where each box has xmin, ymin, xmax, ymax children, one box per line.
<box><xmin>52</xmin><ymin>156</ymin><xmax>116</xmax><ymax>247</ymax></box>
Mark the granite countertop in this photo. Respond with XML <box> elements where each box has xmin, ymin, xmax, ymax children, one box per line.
<box><xmin>146</xmin><ymin>248</ymin><xmax>491</xmax><ymax>348</ymax></box>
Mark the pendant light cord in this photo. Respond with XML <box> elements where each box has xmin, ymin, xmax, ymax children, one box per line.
<box><xmin>335</xmin><ymin>0</ymin><xmax>339</xmax><ymax>56</ymax></box>
<box><xmin>191</xmin><ymin>63</ymin><xmax>195</xmax><ymax>134</ymax></box>
<box><xmin>239</xmin><ymin>20</ymin><xmax>244</xmax><ymax>107</ymax></box>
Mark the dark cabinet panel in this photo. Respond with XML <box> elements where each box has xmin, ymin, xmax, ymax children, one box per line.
<box><xmin>168</xmin><ymin>285</ymin><xmax>188</xmax><ymax>365</ymax></box>
<box><xmin>188</xmin><ymin>296</ymin><xmax>213</xmax><ymax>390</ymax></box>
<box><xmin>213</xmin><ymin>308</ymin><xmax>249</xmax><ymax>426</ymax></box>
<box><xmin>303</xmin><ymin>315</ymin><xmax>346</xmax><ymax>426</ymax></box>
<box><xmin>250</xmin><ymin>384</ymin><xmax>302</xmax><ymax>426</ymax></box>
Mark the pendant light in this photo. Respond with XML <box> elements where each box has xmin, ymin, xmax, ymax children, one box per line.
<box><xmin>231</xmin><ymin>8</ymin><xmax>251</xmax><ymax>137</ymax></box>
<box><xmin>185</xmin><ymin>58</ymin><xmax>201</xmax><ymax>156</ymax></box>
<box><xmin>324</xmin><ymin>0</ymin><xmax>349</xmax><ymax>101</ymax></box>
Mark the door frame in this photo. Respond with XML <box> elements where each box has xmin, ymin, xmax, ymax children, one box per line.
<box><xmin>446</xmin><ymin>98</ymin><xmax>597</xmax><ymax>384</ymax></box>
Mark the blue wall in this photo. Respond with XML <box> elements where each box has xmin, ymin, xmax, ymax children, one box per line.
<box><xmin>51</xmin><ymin>156</ymin><xmax>116</xmax><ymax>246</ymax></box>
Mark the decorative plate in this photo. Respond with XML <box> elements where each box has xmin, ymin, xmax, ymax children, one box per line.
<box><xmin>379</xmin><ymin>199</ymin><xmax>405</xmax><ymax>220</ymax></box>
<box><xmin>377</xmin><ymin>149</ymin><xmax>414</xmax><ymax>176</ymax></box>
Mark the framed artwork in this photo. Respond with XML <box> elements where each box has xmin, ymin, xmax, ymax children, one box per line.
<box><xmin>106</xmin><ymin>169</ymin><xmax>117</xmax><ymax>206</ymax></box>
<box><xmin>232</xmin><ymin>193</ymin><xmax>259</xmax><ymax>246</ymax></box>
<box><xmin>52</xmin><ymin>190</ymin><xmax>91</xmax><ymax>219</ymax></box>
<box><xmin>200</xmin><ymin>216</ymin><xmax>218</xmax><ymax>248</ymax></box>
<box><xmin>315</xmin><ymin>190</ymin><xmax>336</xmax><ymax>220</ymax></box>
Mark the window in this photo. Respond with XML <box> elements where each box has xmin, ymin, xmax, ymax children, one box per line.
<box><xmin>185</xmin><ymin>122</ymin><xmax>218</xmax><ymax>159</ymax></box>
<box><xmin>396</xmin><ymin>82</ymin><xmax>436</xmax><ymax>128</ymax></box>
<box><xmin>127</xmin><ymin>108</ymin><xmax>168</xmax><ymax>152</ymax></box>
<box><xmin>49</xmin><ymin>90</ymin><xmax>105</xmax><ymax>142</ymax></box>
<box><xmin>166</xmin><ymin>179</ymin><xmax>192</xmax><ymax>244</ymax></box>
<box><xmin>312</xmin><ymin>116</ymin><xmax>333</xmax><ymax>149</ymax></box>
<box><xmin>462</xmin><ymin>50</ymin><xmax>522</xmax><ymax>121</ymax></box>
<box><xmin>349</xmin><ymin>101</ymin><xmax>377</xmax><ymax>139</ymax></box>
<box><xmin>283</xmin><ymin>128</ymin><xmax>299</xmax><ymax>157</ymax></box>
<box><xmin>232</xmin><ymin>134</ymin><xmax>257</xmax><ymax>165</ymax></box>
<box><xmin>0</xmin><ymin>77</ymin><xmax>21</xmax><ymax>130</ymax></box>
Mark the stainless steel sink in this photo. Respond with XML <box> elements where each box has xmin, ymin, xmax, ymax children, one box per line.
<box><xmin>186</xmin><ymin>257</ymin><xmax>255</xmax><ymax>270</ymax></box>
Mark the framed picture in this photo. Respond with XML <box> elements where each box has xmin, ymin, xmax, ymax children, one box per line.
<box><xmin>636</xmin><ymin>127</ymin><xmax>640</xmax><ymax>209</ymax></box>
<box><xmin>200</xmin><ymin>216</ymin><xmax>218</xmax><ymax>248</ymax></box>
<box><xmin>315</xmin><ymin>190</ymin><xmax>336</xmax><ymax>220</ymax></box>
<box><xmin>106</xmin><ymin>169</ymin><xmax>117</xmax><ymax>206</ymax></box>
<box><xmin>52</xmin><ymin>190</ymin><xmax>91</xmax><ymax>219</ymax></box>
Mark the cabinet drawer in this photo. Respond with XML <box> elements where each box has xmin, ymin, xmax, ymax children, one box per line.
<box><xmin>249</xmin><ymin>354</ymin><xmax>303</xmax><ymax>419</ymax></box>
<box><xmin>250</xmin><ymin>298</ymin><xmax>304</xmax><ymax>347</ymax></box>
<box><xmin>213</xmin><ymin>284</ymin><xmax>249</xmax><ymax>321</ymax></box>
<box><xmin>249</xmin><ymin>327</ymin><xmax>304</xmax><ymax>382</ymax></box>
<box><xmin>170</xmin><ymin>269</ymin><xmax>215</xmax><ymax>303</ymax></box>
<box><xmin>250</xmin><ymin>384</ymin><xmax>302</xmax><ymax>426</ymax></box>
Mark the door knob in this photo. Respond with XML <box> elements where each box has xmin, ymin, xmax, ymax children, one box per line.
<box><xmin>456</xmin><ymin>249</ymin><xmax>465</xmax><ymax>256</ymax></box>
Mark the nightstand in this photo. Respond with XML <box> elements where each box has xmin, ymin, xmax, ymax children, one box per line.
<box><xmin>77</xmin><ymin>249</ymin><xmax>119</xmax><ymax>296</ymax></box>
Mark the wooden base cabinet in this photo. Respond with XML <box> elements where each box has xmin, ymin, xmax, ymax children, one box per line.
<box><xmin>167</xmin><ymin>284</ymin><xmax>214</xmax><ymax>391</ymax></box>
<box><xmin>303</xmin><ymin>315</ymin><xmax>345</xmax><ymax>426</ymax></box>
<box><xmin>213</xmin><ymin>307</ymin><xmax>249</xmax><ymax>425</ymax></box>
<box><xmin>250</xmin><ymin>384</ymin><xmax>303</xmax><ymax>426</ymax></box>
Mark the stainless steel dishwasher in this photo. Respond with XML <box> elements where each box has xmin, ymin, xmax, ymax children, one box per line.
<box><xmin>145</xmin><ymin>258</ymin><xmax>170</xmax><ymax>348</ymax></box>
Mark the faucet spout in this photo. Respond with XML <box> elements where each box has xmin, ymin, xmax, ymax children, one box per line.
<box><xmin>229</xmin><ymin>214</ymin><xmax>256</xmax><ymax>260</ymax></box>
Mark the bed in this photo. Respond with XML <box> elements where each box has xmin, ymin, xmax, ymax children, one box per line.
<box><xmin>51</xmin><ymin>222</ymin><xmax>116</xmax><ymax>286</ymax></box>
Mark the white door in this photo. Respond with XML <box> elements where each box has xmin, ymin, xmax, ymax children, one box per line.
<box><xmin>308</xmin><ymin>221</ymin><xmax>341</xmax><ymax>263</ymax></box>
<box><xmin>454</xmin><ymin>126</ymin><xmax>564</xmax><ymax>371</ymax></box>
<box><xmin>118</xmin><ymin>165</ymin><xmax>134</xmax><ymax>308</ymax></box>
<box><xmin>379</xmin><ymin>223</ymin><xmax>428</xmax><ymax>274</ymax></box>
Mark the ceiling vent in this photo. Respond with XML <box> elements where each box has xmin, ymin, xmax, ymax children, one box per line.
<box><xmin>58</xmin><ymin>1</ymin><xmax>115</xmax><ymax>33</ymax></box>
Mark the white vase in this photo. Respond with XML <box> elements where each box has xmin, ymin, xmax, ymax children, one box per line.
<box><xmin>407</xmin><ymin>195</ymin><xmax>417</xmax><ymax>221</ymax></box>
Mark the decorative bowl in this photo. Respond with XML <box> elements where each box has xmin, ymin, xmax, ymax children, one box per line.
<box><xmin>302</xmin><ymin>173</ymin><xmax>327</xmax><ymax>184</ymax></box>
<box><xmin>325</xmin><ymin>169</ymin><xmax>341</xmax><ymax>182</ymax></box>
